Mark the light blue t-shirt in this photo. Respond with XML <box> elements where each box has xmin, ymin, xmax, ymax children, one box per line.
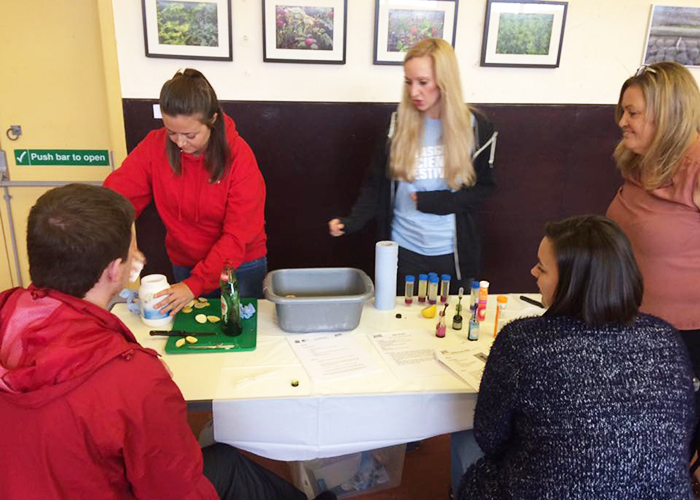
<box><xmin>391</xmin><ymin>117</ymin><xmax>455</xmax><ymax>256</ymax></box>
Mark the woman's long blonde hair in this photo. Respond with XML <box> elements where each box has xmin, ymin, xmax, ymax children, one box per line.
<box><xmin>390</xmin><ymin>38</ymin><xmax>475</xmax><ymax>190</ymax></box>
<box><xmin>614</xmin><ymin>62</ymin><xmax>700</xmax><ymax>189</ymax></box>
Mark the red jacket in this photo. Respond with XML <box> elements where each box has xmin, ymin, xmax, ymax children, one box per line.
<box><xmin>0</xmin><ymin>286</ymin><xmax>218</xmax><ymax>500</ymax></box>
<box><xmin>104</xmin><ymin>114</ymin><xmax>267</xmax><ymax>296</ymax></box>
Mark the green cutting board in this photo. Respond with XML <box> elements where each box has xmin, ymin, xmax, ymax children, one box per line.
<box><xmin>164</xmin><ymin>298</ymin><xmax>257</xmax><ymax>354</ymax></box>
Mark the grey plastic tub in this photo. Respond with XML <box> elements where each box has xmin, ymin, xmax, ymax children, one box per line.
<box><xmin>263</xmin><ymin>268</ymin><xmax>375</xmax><ymax>333</ymax></box>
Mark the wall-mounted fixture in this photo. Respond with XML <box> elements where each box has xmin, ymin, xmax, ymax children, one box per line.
<box><xmin>6</xmin><ymin>125</ymin><xmax>22</xmax><ymax>141</ymax></box>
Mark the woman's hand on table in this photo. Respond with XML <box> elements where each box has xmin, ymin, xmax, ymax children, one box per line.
<box><xmin>154</xmin><ymin>282</ymin><xmax>195</xmax><ymax>316</ymax></box>
<box><xmin>328</xmin><ymin>218</ymin><xmax>345</xmax><ymax>237</ymax></box>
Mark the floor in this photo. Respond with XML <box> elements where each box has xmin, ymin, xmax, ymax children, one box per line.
<box><xmin>187</xmin><ymin>412</ymin><xmax>451</xmax><ymax>499</ymax></box>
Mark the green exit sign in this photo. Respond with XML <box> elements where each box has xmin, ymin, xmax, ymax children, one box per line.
<box><xmin>14</xmin><ymin>149</ymin><xmax>110</xmax><ymax>166</ymax></box>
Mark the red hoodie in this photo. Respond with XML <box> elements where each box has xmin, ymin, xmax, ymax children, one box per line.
<box><xmin>104</xmin><ymin>114</ymin><xmax>267</xmax><ymax>296</ymax></box>
<box><xmin>0</xmin><ymin>286</ymin><xmax>218</xmax><ymax>500</ymax></box>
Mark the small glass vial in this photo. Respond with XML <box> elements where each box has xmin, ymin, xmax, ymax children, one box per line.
<box><xmin>468</xmin><ymin>315</ymin><xmax>479</xmax><ymax>341</ymax></box>
<box><xmin>404</xmin><ymin>275</ymin><xmax>415</xmax><ymax>305</ymax></box>
<box><xmin>417</xmin><ymin>274</ymin><xmax>428</xmax><ymax>303</ymax></box>
<box><xmin>452</xmin><ymin>287</ymin><xmax>464</xmax><ymax>330</ymax></box>
<box><xmin>435</xmin><ymin>309</ymin><xmax>447</xmax><ymax>338</ymax></box>
<box><xmin>427</xmin><ymin>274</ymin><xmax>439</xmax><ymax>304</ymax></box>
<box><xmin>440</xmin><ymin>274</ymin><xmax>451</xmax><ymax>303</ymax></box>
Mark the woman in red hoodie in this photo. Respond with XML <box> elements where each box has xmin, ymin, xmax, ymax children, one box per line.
<box><xmin>105</xmin><ymin>69</ymin><xmax>267</xmax><ymax>315</ymax></box>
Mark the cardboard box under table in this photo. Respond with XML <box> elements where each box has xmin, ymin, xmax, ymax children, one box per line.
<box><xmin>165</xmin><ymin>298</ymin><xmax>257</xmax><ymax>354</ymax></box>
<box><xmin>290</xmin><ymin>444</ymin><xmax>406</xmax><ymax>499</ymax></box>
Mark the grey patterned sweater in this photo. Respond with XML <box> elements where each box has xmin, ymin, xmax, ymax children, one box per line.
<box><xmin>458</xmin><ymin>314</ymin><xmax>696</xmax><ymax>500</ymax></box>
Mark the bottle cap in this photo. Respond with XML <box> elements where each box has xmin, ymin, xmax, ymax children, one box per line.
<box><xmin>497</xmin><ymin>295</ymin><xmax>508</xmax><ymax>303</ymax></box>
<box><xmin>419</xmin><ymin>274</ymin><xmax>428</xmax><ymax>280</ymax></box>
<box><xmin>471</xmin><ymin>281</ymin><xmax>480</xmax><ymax>289</ymax></box>
<box><xmin>405</xmin><ymin>275</ymin><xmax>415</xmax><ymax>282</ymax></box>
<box><xmin>429</xmin><ymin>275</ymin><xmax>439</xmax><ymax>283</ymax></box>
<box><xmin>441</xmin><ymin>274</ymin><xmax>451</xmax><ymax>281</ymax></box>
<box><xmin>479</xmin><ymin>280</ymin><xmax>490</xmax><ymax>288</ymax></box>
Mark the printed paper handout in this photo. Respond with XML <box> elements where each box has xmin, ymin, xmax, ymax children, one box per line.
<box><xmin>288</xmin><ymin>332</ymin><xmax>381</xmax><ymax>382</ymax></box>
<box><xmin>435</xmin><ymin>344</ymin><xmax>489</xmax><ymax>390</ymax></box>
<box><xmin>369</xmin><ymin>330</ymin><xmax>448</xmax><ymax>380</ymax></box>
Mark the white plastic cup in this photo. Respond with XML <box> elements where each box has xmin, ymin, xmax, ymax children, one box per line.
<box><xmin>139</xmin><ymin>274</ymin><xmax>174</xmax><ymax>327</ymax></box>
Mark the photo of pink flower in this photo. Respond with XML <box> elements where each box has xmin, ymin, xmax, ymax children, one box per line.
<box><xmin>275</xmin><ymin>5</ymin><xmax>334</xmax><ymax>50</ymax></box>
<box><xmin>387</xmin><ymin>9</ymin><xmax>445</xmax><ymax>52</ymax></box>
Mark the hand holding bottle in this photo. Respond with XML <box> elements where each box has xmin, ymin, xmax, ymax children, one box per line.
<box><xmin>154</xmin><ymin>282</ymin><xmax>194</xmax><ymax>316</ymax></box>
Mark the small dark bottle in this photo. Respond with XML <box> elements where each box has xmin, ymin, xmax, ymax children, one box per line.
<box><xmin>452</xmin><ymin>305</ymin><xmax>463</xmax><ymax>331</ymax></box>
<box><xmin>452</xmin><ymin>287</ymin><xmax>464</xmax><ymax>330</ymax></box>
<box><xmin>220</xmin><ymin>263</ymin><xmax>242</xmax><ymax>337</ymax></box>
<box><xmin>468</xmin><ymin>308</ymin><xmax>479</xmax><ymax>341</ymax></box>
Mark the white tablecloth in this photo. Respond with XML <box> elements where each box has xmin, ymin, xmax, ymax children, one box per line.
<box><xmin>113</xmin><ymin>293</ymin><xmax>543</xmax><ymax>461</ymax></box>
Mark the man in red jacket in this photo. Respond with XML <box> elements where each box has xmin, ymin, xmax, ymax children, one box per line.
<box><xmin>0</xmin><ymin>184</ymin><xmax>331</xmax><ymax>500</ymax></box>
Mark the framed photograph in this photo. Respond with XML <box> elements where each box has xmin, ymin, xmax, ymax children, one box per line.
<box><xmin>480</xmin><ymin>0</ymin><xmax>568</xmax><ymax>68</ymax></box>
<box><xmin>141</xmin><ymin>0</ymin><xmax>232</xmax><ymax>60</ymax></box>
<box><xmin>642</xmin><ymin>5</ymin><xmax>700</xmax><ymax>67</ymax></box>
<box><xmin>374</xmin><ymin>0</ymin><xmax>459</xmax><ymax>65</ymax></box>
<box><xmin>263</xmin><ymin>0</ymin><xmax>347</xmax><ymax>64</ymax></box>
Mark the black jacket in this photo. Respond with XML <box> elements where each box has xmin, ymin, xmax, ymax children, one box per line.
<box><xmin>459</xmin><ymin>313</ymin><xmax>696</xmax><ymax>499</ymax></box>
<box><xmin>340</xmin><ymin>111</ymin><xmax>497</xmax><ymax>280</ymax></box>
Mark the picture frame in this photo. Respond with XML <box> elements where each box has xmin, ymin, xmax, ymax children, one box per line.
<box><xmin>374</xmin><ymin>0</ymin><xmax>459</xmax><ymax>65</ymax></box>
<box><xmin>480</xmin><ymin>0</ymin><xmax>568</xmax><ymax>68</ymax></box>
<box><xmin>263</xmin><ymin>0</ymin><xmax>348</xmax><ymax>64</ymax></box>
<box><xmin>141</xmin><ymin>0</ymin><xmax>232</xmax><ymax>61</ymax></box>
<box><xmin>642</xmin><ymin>5</ymin><xmax>700</xmax><ymax>68</ymax></box>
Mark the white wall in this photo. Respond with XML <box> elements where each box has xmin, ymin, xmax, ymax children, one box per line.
<box><xmin>113</xmin><ymin>0</ymin><xmax>700</xmax><ymax>104</ymax></box>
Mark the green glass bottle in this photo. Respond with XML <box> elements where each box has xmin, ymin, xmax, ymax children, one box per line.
<box><xmin>452</xmin><ymin>302</ymin><xmax>463</xmax><ymax>331</ymax></box>
<box><xmin>452</xmin><ymin>287</ymin><xmax>464</xmax><ymax>330</ymax></box>
<box><xmin>220</xmin><ymin>263</ymin><xmax>242</xmax><ymax>337</ymax></box>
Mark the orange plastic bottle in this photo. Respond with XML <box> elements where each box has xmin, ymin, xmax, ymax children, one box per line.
<box><xmin>493</xmin><ymin>295</ymin><xmax>509</xmax><ymax>338</ymax></box>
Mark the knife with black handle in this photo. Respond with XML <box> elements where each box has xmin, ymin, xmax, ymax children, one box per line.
<box><xmin>149</xmin><ymin>330</ymin><xmax>216</xmax><ymax>336</ymax></box>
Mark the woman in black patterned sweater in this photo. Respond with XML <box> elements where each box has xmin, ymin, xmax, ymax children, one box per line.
<box><xmin>457</xmin><ymin>215</ymin><xmax>696</xmax><ymax>499</ymax></box>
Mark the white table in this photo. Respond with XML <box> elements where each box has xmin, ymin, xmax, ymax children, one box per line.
<box><xmin>113</xmin><ymin>293</ymin><xmax>543</xmax><ymax>461</ymax></box>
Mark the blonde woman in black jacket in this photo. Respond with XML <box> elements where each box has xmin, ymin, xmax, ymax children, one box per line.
<box><xmin>328</xmin><ymin>38</ymin><xmax>497</xmax><ymax>291</ymax></box>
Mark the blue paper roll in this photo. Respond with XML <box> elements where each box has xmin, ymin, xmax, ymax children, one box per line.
<box><xmin>374</xmin><ymin>240</ymin><xmax>398</xmax><ymax>310</ymax></box>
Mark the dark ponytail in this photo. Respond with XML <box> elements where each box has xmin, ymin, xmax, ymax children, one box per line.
<box><xmin>159</xmin><ymin>69</ymin><xmax>231</xmax><ymax>182</ymax></box>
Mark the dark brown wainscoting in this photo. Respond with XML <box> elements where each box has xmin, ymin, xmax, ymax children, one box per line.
<box><xmin>123</xmin><ymin>100</ymin><xmax>622</xmax><ymax>293</ymax></box>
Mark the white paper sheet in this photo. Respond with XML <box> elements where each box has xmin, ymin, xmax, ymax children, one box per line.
<box><xmin>288</xmin><ymin>333</ymin><xmax>381</xmax><ymax>382</ymax></box>
<box><xmin>369</xmin><ymin>330</ymin><xmax>448</xmax><ymax>380</ymax></box>
<box><xmin>435</xmin><ymin>344</ymin><xmax>490</xmax><ymax>390</ymax></box>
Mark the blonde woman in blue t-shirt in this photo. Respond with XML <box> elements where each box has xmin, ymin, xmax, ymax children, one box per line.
<box><xmin>328</xmin><ymin>38</ymin><xmax>497</xmax><ymax>291</ymax></box>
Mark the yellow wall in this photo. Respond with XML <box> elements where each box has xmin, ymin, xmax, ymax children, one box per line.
<box><xmin>98</xmin><ymin>0</ymin><xmax>128</xmax><ymax>169</ymax></box>
<box><xmin>0</xmin><ymin>0</ymin><xmax>125</xmax><ymax>288</ymax></box>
